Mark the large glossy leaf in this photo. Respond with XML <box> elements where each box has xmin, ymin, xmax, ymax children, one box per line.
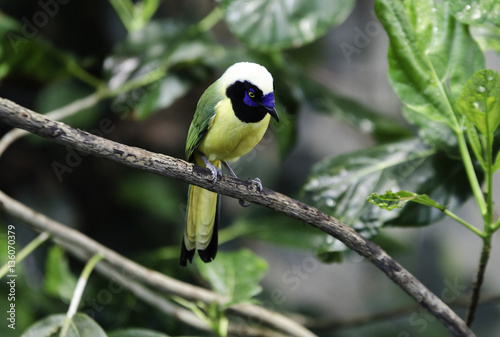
<box><xmin>104</xmin><ymin>19</ymin><xmax>221</xmax><ymax>119</ymax></box>
<box><xmin>376</xmin><ymin>0</ymin><xmax>454</xmax><ymax>127</ymax></box>
<box><xmin>196</xmin><ymin>249</ymin><xmax>267</xmax><ymax>306</ymax></box>
<box><xmin>222</xmin><ymin>0</ymin><xmax>355</xmax><ymax>51</ymax></box>
<box><xmin>450</xmin><ymin>0</ymin><xmax>500</xmax><ymax>26</ymax></box>
<box><xmin>376</xmin><ymin>0</ymin><xmax>484</xmax><ymax>133</ymax></box>
<box><xmin>471</xmin><ymin>24</ymin><xmax>500</xmax><ymax>54</ymax></box>
<box><xmin>21</xmin><ymin>313</ymin><xmax>106</xmax><ymax>337</ymax></box>
<box><xmin>302</xmin><ymin>138</ymin><xmax>477</xmax><ymax>252</ymax></box>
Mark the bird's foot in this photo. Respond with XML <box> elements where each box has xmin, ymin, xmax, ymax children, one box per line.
<box><xmin>238</xmin><ymin>177</ymin><xmax>263</xmax><ymax>207</ymax></box>
<box><xmin>201</xmin><ymin>153</ymin><xmax>222</xmax><ymax>185</ymax></box>
<box><xmin>248</xmin><ymin>177</ymin><xmax>263</xmax><ymax>192</ymax></box>
<box><xmin>207</xmin><ymin>163</ymin><xmax>222</xmax><ymax>185</ymax></box>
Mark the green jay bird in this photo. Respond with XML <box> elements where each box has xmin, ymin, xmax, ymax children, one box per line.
<box><xmin>181</xmin><ymin>62</ymin><xmax>279</xmax><ymax>266</ymax></box>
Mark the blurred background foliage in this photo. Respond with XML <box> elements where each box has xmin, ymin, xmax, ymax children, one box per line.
<box><xmin>0</xmin><ymin>0</ymin><xmax>500</xmax><ymax>336</ymax></box>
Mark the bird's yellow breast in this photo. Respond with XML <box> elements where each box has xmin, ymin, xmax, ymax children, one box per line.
<box><xmin>198</xmin><ymin>98</ymin><xmax>271</xmax><ymax>162</ymax></box>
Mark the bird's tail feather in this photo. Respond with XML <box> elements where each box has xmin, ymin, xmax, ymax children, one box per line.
<box><xmin>180</xmin><ymin>161</ymin><xmax>221</xmax><ymax>266</ymax></box>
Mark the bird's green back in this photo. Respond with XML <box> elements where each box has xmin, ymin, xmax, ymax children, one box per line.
<box><xmin>185</xmin><ymin>80</ymin><xmax>225</xmax><ymax>162</ymax></box>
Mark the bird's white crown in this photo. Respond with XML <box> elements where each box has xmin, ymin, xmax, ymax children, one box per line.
<box><xmin>220</xmin><ymin>62</ymin><xmax>274</xmax><ymax>94</ymax></box>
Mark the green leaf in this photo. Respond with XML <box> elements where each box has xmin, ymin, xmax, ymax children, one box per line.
<box><xmin>368</xmin><ymin>190</ymin><xmax>445</xmax><ymax>211</ymax></box>
<box><xmin>109</xmin><ymin>328</ymin><xmax>171</xmax><ymax>337</ymax></box>
<box><xmin>456</xmin><ymin>69</ymin><xmax>500</xmax><ymax>136</ymax></box>
<box><xmin>222</xmin><ymin>0</ymin><xmax>355</xmax><ymax>51</ymax></box>
<box><xmin>104</xmin><ymin>19</ymin><xmax>221</xmax><ymax>119</ymax></box>
<box><xmin>402</xmin><ymin>106</ymin><xmax>458</xmax><ymax>151</ymax></box>
<box><xmin>0</xmin><ymin>14</ymin><xmax>73</xmax><ymax>83</ymax></box>
<box><xmin>44</xmin><ymin>245</ymin><xmax>78</xmax><ymax>303</ymax></box>
<box><xmin>196</xmin><ymin>249</ymin><xmax>267</xmax><ymax>306</ymax></box>
<box><xmin>376</xmin><ymin>0</ymin><xmax>455</xmax><ymax>128</ymax></box>
<box><xmin>302</xmin><ymin>138</ymin><xmax>478</xmax><ymax>242</ymax></box>
<box><xmin>447</xmin><ymin>18</ymin><xmax>486</xmax><ymax>104</ymax></box>
<box><xmin>376</xmin><ymin>0</ymin><xmax>484</xmax><ymax>132</ymax></box>
<box><xmin>471</xmin><ymin>24</ymin><xmax>500</xmax><ymax>54</ymax></box>
<box><xmin>404</xmin><ymin>0</ymin><xmax>483</xmax><ymax>98</ymax></box>
<box><xmin>21</xmin><ymin>313</ymin><xmax>106</xmax><ymax>337</ymax></box>
<box><xmin>450</xmin><ymin>0</ymin><xmax>500</xmax><ymax>26</ymax></box>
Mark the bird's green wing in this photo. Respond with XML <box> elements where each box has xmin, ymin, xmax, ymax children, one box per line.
<box><xmin>185</xmin><ymin>81</ymin><xmax>224</xmax><ymax>162</ymax></box>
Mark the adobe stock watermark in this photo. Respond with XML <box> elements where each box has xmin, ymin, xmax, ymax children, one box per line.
<box><xmin>7</xmin><ymin>0</ymin><xmax>72</xmax><ymax>53</ymax></box>
<box><xmin>398</xmin><ymin>278</ymin><xmax>467</xmax><ymax>336</ymax></box>
<box><xmin>340</xmin><ymin>11</ymin><xmax>383</xmax><ymax>64</ymax></box>
<box><xmin>51</xmin><ymin>68</ymin><xmax>160</xmax><ymax>182</ymax></box>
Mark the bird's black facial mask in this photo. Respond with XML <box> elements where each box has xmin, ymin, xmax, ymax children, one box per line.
<box><xmin>227</xmin><ymin>81</ymin><xmax>279</xmax><ymax>123</ymax></box>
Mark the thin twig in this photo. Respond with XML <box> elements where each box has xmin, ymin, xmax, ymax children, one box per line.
<box><xmin>0</xmin><ymin>97</ymin><xmax>475</xmax><ymax>337</ymax></box>
<box><xmin>0</xmin><ymin>92</ymin><xmax>101</xmax><ymax>157</ymax></box>
<box><xmin>61</xmin><ymin>243</ymin><xmax>288</xmax><ymax>337</ymax></box>
<box><xmin>0</xmin><ymin>189</ymin><xmax>315</xmax><ymax>337</ymax></box>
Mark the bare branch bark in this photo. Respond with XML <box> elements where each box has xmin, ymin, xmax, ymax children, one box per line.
<box><xmin>0</xmin><ymin>97</ymin><xmax>475</xmax><ymax>337</ymax></box>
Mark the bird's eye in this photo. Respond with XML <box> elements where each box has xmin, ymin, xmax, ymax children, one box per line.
<box><xmin>248</xmin><ymin>91</ymin><xmax>255</xmax><ymax>98</ymax></box>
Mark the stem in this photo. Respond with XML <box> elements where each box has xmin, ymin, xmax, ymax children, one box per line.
<box><xmin>66</xmin><ymin>253</ymin><xmax>104</xmax><ymax>319</ymax></box>
<box><xmin>465</xmin><ymin>128</ymin><xmax>496</xmax><ymax>326</ymax></box>
<box><xmin>197</xmin><ymin>6</ymin><xmax>224</xmax><ymax>33</ymax></box>
<box><xmin>60</xmin><ymin>253</ymin><xmax>103</xmax><ymax>336</ymax></box>
<box><xmin>108</xmin><ymin>0</ymin><xmax>136</xmax><ymax>32</ymax></box>
<box><xmin>493</xmin><ymin>217</ymin><xmax>500</xmax><ymax>231</ymax></box>
<box><xmin>456</xmin><ymin>131</ymin><xmax>487</xmax><ymax>216</ymax></box>
<box><xmin>105</xmin><ymin>66</ymin><xmax>166</xmax><ymax>97</ymax></box>
<box><xmin>0</xmin><ymin>232</ymin><xmax>50</xmax><ymax>278</ymax></box>
<box><xmin>65</xmin><ymin>58</ymin><xmax>103</xmax><ymax>89</ymax></box>
<box><xmin>485</xmin><ymin>133</ymin><xmax>494</xmax><ymax>232</ymax></box>
<box><xmin>466</xmin><ymin>235</ymin><xmax>492</xmax><ymax>326</ymax></box>
<box><xmin>442</xmin><ymin>209</ymin><xmax>486</xmax><ymax>238</ymax></box>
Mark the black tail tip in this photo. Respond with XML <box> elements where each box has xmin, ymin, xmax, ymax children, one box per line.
<box><xmin>180</xmin><ymin>239</ymin><xmax>195</xmax><ymax>267</ymax></box>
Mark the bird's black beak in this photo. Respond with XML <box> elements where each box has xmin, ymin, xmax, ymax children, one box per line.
<box><xmin>262</xmin><ymin>104</ymin><xmax>279</xmax><ymax>123</ymax></box>
<box><xmin>269</xmin><ymin>107</ymin><xmax>279</xmax><ymax>123</ymax></box>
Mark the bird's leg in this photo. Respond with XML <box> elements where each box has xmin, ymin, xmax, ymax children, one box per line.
<box><xmin>200</xmin><ymin>153</ymin><xmax>222</xmax><ymax>185</ymax></box>
<box><xmin>222</xmin><ymin>161</ymin><xmax>263</xmax><ymax>207</ymax></box>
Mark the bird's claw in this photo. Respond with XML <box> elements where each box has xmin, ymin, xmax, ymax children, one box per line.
<box><xmin>206</xmin><ymin>162</ymin><xmax>222</xmax><ymax>185</ymax></box>
<box><xmin>201</xmin><ymin>153</ymin><xmax>222</xmax><ymax>185</ymax></box>
<box><xmin>237</xmin><ymin>177</ymin><xmax>263</xmax><ymax>208</ymax></box>
<box><xmin>248</xmin><ymin>177</ymin><xmax>263</xmax><ymax>192</ymax></box>
<box><xmin>239</xmin><ymin>199</ymin><xmax>251</xmax><ymax>207</ymax></box>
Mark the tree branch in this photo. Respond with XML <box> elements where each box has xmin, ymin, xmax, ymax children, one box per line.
<box><xmin>0</xmin><ymin>97</ymin><xmax>475</xmax><ymax>336</ymax></box>
<box><xmin>0</xmin><ymin>189</ymin><xmax>313</xmax><ymax>337</ymax></box>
